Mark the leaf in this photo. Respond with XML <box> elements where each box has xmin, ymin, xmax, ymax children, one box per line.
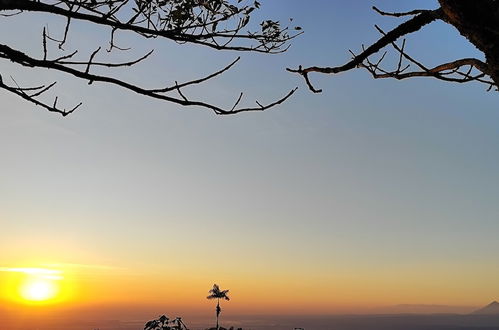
<box><xmin>241</xmin><ymin>16</ymin><xmax>250</xmax><ymax>28</ymax></box>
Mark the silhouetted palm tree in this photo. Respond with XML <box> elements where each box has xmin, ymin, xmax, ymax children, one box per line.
<box><xmin>207</xmin><ymin>284</ymin><xmax>230</xmax><ymax>330</ymax></box>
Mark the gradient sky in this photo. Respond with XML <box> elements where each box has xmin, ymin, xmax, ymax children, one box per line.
<box><xmin>1</xmin><ymin>0</ymin><xmax>498</xmax><ymax>322</ymax></box>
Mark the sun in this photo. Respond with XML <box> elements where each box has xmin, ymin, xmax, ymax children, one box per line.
<box><xmin>0</xmin><ymin>267</ymin><xmax>71</xmax><ymax>305</ymax></box>
<box><xmin>20</xmin><ymin>279</ymin><xmax>59</xmax><ymax>302</ymax></box>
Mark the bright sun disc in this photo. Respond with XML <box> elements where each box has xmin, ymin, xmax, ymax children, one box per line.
<box><xmin>20</xmin><ymin>279</ymin><xmax>58</xmax><ymax>302</ymax></box>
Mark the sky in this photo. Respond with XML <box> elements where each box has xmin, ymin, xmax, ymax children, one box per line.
<box><xmin>1</xmin><ymin>0</ymin><xmax>499</xmax><ymax>326</ymax></box>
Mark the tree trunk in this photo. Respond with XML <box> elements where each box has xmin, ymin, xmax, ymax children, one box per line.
<box><xmin>439</xmin><ymin>0</ymin><xmax>499</xmax><ymax>87</ymax></box>
<box><xmin>216</xmin><ymin>299</ymin><xmax>220</xmax><ymax>330</ymax></box>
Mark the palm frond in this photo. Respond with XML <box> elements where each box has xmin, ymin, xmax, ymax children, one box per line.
<box><xmin>206</xmin><ymin>284</ymin><xmax>230</xmax><ymax>299</ymax></box>
<box><xmin>210</xmin><ymin>284</ymin><xmax>220</xmax><ymax>293</ymax></box>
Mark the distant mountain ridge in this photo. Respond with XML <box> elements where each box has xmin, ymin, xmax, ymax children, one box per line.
<box><xmin>472</xmin><ymin>301</ymin><xmax>499</xmax><ymax>315</ymax></box>
<box><xmin>371</xmin><ymin>304</ymin><xmax>475</xmax><ymax>315</ymax></box>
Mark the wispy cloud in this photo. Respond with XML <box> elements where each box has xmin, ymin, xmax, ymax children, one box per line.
<box><xmin>0</xmin><ymin>263</ymin><xmax>125</xmax><ymax>279</ymax></box>
<box><xmin>0</xmin><ymin>267</ymin><xmax>63</xmax><ymax>280</ymax></box>
<box><xmin>42</xmin><ymin>263</ymin><xmax>125</xmax><ymax>271</ymax></box>
<box><xmin>0</xmin><ymin>267</ymin><xmax>62</xmax><ymax>274</ymax></box>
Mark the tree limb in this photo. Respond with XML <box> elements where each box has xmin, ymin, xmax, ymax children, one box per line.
<box><xmin>0</xmin><ymin>44</ymin><xmax>297</xmax><ymax>115</ymax></box>
<box><xmin>288</xmin><ymin>8</ymin><xmax>443</xmax><ymax>92</ymax></box>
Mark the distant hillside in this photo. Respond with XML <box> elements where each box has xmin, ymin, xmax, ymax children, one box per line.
<box><xmin>472</xmin><ymin>301</ymin><xmax>499</xmax><ymax>315</ymax></box>
<box><xmin>371</xmin><ymin>304</ymin><xmax>475</xmax><ymax>315</ymax></box>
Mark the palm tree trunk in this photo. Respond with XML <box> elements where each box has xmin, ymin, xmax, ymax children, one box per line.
<box><xmin>216</xmin><ymin>299</ymin><xmax>220</xmax><ymax>330</ymax></box>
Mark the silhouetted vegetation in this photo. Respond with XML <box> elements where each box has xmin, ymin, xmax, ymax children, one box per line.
<box><xmin>207</xmin><ymin>284</ymin><xmax>230</xmax><ymax>330</ymax></box>
<box><xmin>2</xmin><ymin>2</ymin><xmax>496</xmax><ymax>119</ymax></box>
<box><xmin>0</xmin><ymin>0</ymin><xmax>299</xmax><ymax>115</ymax></box>
<box><xmin>289</xmin><ymin>1</ymin><xmax>498</xmax><ymax>92</ymax></box>
<box><xmin>144</xmin><ymin>315</ymin><xmax>188</xmax><ymax>330</ymax></box>
<box><xmin>143</xmin><ymin>284</ymin><xmax>239</xmax><ymax>330</ymax></box>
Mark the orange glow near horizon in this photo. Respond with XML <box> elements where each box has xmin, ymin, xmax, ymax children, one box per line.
<box><xmin>0</xmin><ymin>261</ymin><xmax>495</xmax><ymax>317</ymax></box>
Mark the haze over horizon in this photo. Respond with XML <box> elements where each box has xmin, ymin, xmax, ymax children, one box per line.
<box><xmin>1</xmin><ymin>0</ymin><xmax>499</xmax><ymax>329</ymax></box>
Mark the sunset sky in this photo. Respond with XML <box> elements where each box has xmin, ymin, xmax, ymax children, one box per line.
<box><xmin>1</xmin><ymin>0</ymin><xmax>499</xmax><ymax>326</ymax></box>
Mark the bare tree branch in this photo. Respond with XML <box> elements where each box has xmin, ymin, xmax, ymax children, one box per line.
<box><xmin>0</xmin><ymin>75</ymin><xmax>81</xmax><ymax>116</ymax></box>
<box><xmin>357</xmin><ymin>25</ymin><xmax>495</xmax><ymax>90</ymax></box>
<box><xmin>0</xmin><ymin>0</ymin><xmax>299</xmax><ymax>53</ymax></box>
<box><xmin>0</xmin><ymin>43</ymin><xmax>297</xmax><ymax>115</ymax></box>
<box><xmin>372</xmin><ymin>6</ymin><xmax>430</xmax><ymax>18</ymax></box>
<box><xmin>289</xmin><ymin>2</ymin><xmax>498</xmax><ymax>93</ymax></box>
<box><xmin>0</xmin><ymin>0</ymin><xmax>301</xmax><ymax>115</ymax></box>
<box><xmin>287</xmin><ymin>8</ymin><xmax>443</xmax><ymax>93</ymax></box>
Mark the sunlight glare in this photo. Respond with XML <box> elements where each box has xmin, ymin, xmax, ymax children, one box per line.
<box><xmin>0</xmin><ymin>268</ymin><xmax>64</xmax><ymax>303</ymax></box>
<box><xmin>21</xmin><ymin>279</ymin><xmax>57</xmax><ymax>301</ymax></box>
<box><xmin>20</xmin><ymin>278</ymin><xmax>59</xmax><ymax>302</ymax></box>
